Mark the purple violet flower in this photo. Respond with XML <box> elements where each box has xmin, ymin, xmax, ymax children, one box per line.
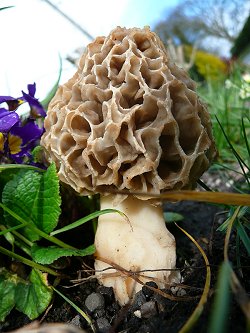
<box><xmin>0</xmin><ymin>96</ymin><xmax>24</xmax><ymax>111</ymax></box>
<box><xmin>0</xmin><ymin>108</ymin><xmax>20</xmax><ymax>132</ymax></box>
<box><xmin>0</xmin><ymin>95</ymin><xmax>24</xmax><ymax>133</ymax></box>
<box><xmin>7</xmin><ymin>120</ymin><xmax>44</xmax><ymax>163</ymax></box>
<box><xmin>0</xmin><ymin>83</ymin><xmax>46</xmax><ymax>164</ymax></box>
<box><xmin>22</xmin><ymin>83</ymin><xmax>46</xmax><ymax>118</ymax></box>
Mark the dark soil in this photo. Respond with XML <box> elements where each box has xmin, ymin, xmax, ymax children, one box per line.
<box><xmin>1</xmin><ymin>186</ymin><xmax>249</xmax><ymax>333</ymax></box>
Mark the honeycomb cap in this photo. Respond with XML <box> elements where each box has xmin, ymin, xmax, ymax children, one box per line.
<box><xmin>41</xmin><ymin>26</ymin><xmax>216</xmax><ymax>198</ymax></box>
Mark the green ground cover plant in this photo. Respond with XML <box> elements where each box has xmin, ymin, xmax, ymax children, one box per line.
<box><xmin>0</xmin><ymin>6</ymin><xmax>249</xmax><ymax>331</ymax></box>
<box><xmin>198</xmin><ymin>65</ymin><xmax>250</xmax><ymax>164</ymax></box>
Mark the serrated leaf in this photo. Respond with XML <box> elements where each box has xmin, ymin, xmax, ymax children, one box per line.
<box><xmin>31</xmin><ymin>244</ymin><xmax>95</xmax><ymax>264</ymax></box>
<box><xmin>0</xmin><ymin>268</ymin><xmax>16</xmax><ymax>321</ymax></box>
<box><xmin>15</xmin><ymin>269</ymin><xmax>53</xmax><ymax>320</ymax></box>
<box><xmin>0</xmin><ymin>268</ymin><xmax>53</xmax><ymax>321</ymax></box>
<box><xmin>2</xmin><ymin>164</ymin><xmax>61</xmax><ymax>241</ymax></box>
<box><xmin>38</xmin><ymin>163</ymin><xmax>61</xmax><ymax>233</ymax></box>
<box><xmin>0</xmin><ymin>169</ymin><xmax>17</xmax><ymax>217</ymax></box>
<box><xmin>2</xmin><ymin>170</ymin><xmax>41</xmax><ymax>241</ymax></box>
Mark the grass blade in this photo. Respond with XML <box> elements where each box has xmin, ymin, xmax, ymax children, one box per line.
<box><xmin>0</xmin><ymin>203</ymin><xmax>75</xmax><ymax>250</ymax></box>
<box><xmin>241</xmin><ymin>117</ymin><xmax>250</xmax><ymax>160</ymax></box>
<box><xmin>0</xmin><ymin>6</ymin><xmax>14</xmax><ymax>11</ymax></box>
<box><xmin>0</xmin><ymin>245</ymin><xmax>59</xmax><ymax>276</ymax></box>
<box><xmin>223</xmin><ymin>207</ymin><xmax>250</xmax><ymax>324</ymax></box>
<box><xmin>176</xmin><ymin>224</ymin><xmax>211</xmax><ymax>333</ymax></box>
<box><xmin>213</xmin><ymin>162</ymin><xmax>244</xmax><ymax>175</ymax></box>
<box><xmin>215</xmin><ymin>115</ymin><xmax>250</xmax><ymax>176</ymax></box>
<box><xmin>0</xmin><ymin>164</ymin><xmax>45</xmax><ymax>172</ymax></box>
<box><xmin>112</xmin><ymin>190</ymin><xmax>250</xmax><ymax>206</ymax></box>
<box><xmin>51</xmin><ymin>209</ymin><xmax>127</xmax><ymax>236</ymax></box>
<box><xmin>197</xmin><ymin>179</ymin><xmax>213</xmax><ymax>191</ymax></box>
<box><xmin>224</xmin><ymin>207</ymin><xmax>241</xmax><ymax>260</ymax></box>
<box><xmin>235</xmin><ymin>221</ymin><xmax>250</xmax><ymax>256</ymax></box>
<box><xmin>208</xmin><ymin>261</ymin><xmax>231</xmax><ymax>333</ymax></box>
<box><xmin>0</xmin><ymin>222</ymin><xmax>28</xmax><ymax>236</ymax></box>
<box><xmin>53</xmin><ymin>287</ymin><xmax>96</xmax><ymax>332</ymax></box>
<box><xmin>159</xmin><ymin>191</ymin><xmax>250</xmax><ymax>206</ymax></box>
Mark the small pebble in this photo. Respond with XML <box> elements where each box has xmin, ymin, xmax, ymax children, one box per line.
<box><xmin>94</xmin><ymin>308</ymin><xmax>106</xmax><ymax>319</ymax></box>
<box><xmin>171</xmin><ymin>286</ymin><xmax>186</xmax><ymax>296</ymax></box>
<box><xmin>137</xmin><ymin>323</ymin><xmax>153</xmax><ymax>333</ymax></box>
<box><xmin>126</xmin><ymin>316</ymin><xmax>142</xmax><ymax>329</ymax></box>
<box><xmin>95</xmin><ymin>317</ymin><xmax>111</xmax><ymax>333</ymax></box>
<box><xmin>134</xmin><ymin>310</ymin><xmax>142</xmax><ymax>318</ymax></box>
<box><xmin>153</xmin><ymin>291</ymin><xmax>174</xmax><ymax>313</ymax></box>
<box><xmin>97</xmin><ymin>285</ymin><xmax>114</xmax><ymax>304</ymax></box>
<box><xmin>106</xmin><ymin>302</ymin><xmax>120</xmax><ymax>317</ymax></box>
<box><xmin>142</xmin><ymin>281</ymin><xmax>158</xmax><ymax>299</ymax></box>
<box><xmin>69</xmin><ymin>314</ymin><xmax>81</xmax><ymax>328</ymax></box>
<box><xmin>129</xmin><ymin>291</ymin><xmax>146</xmax><ymax>312</ymax></box>
<box><xmin>85</xmin><ymin>292</ymin><xmax>105</xmax><ymax>313</ymax></box>
<box><xmin>140</xmin><ymin>301</ymin><xmax>158</xmax><ymax>318</ymax></box>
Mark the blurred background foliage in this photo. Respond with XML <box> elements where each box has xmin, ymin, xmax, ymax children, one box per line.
<box><xmin>152</xmin><ymin>0</ymin><xmax>250</xmax><ymax>166</ymax></box>
<box><xmin>155</xmin><ymin>0</ymin><xmax>249</xmax><ymax>56</ymax></box>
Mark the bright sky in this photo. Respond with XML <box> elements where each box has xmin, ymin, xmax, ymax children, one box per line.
<box><xmin>0</xmin><ymin>0</ymin><xmax>179</xmax><ymax>100</ymax></box>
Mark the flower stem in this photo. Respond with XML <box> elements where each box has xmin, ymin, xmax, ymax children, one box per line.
<box><xmin>12</xmin><ymin>230</ymin><xmax>33</xmax><ymax>247</ymax></box>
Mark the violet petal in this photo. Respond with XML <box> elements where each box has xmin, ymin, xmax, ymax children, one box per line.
<box><xmin>0</xmin><ymin>110</ymin><xmax>20</xmax><ymax>132</ymax></box>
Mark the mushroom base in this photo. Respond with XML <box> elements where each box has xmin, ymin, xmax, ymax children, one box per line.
<box><xmin>94</xmin><ymin>195</ymin><xmax>180</xmax><ymax>305</ymax></box>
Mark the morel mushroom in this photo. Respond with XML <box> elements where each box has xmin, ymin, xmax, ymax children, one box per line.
<box><xmin>41</xmin><ymin>27</ymin><xmax>216</xmax><ymax>305</ymax></box>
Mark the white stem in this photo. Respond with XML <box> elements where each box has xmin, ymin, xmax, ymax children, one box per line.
<box><xmin>94</xmin><ymin>195</ymin><xmax>179</xmax><ymax>305</ymax></box>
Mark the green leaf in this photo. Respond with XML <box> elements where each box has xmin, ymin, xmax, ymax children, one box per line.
<box><xmin>15</xmin><ymin>269</ymin><xmax>53</xmax><ymax>320</ymax></box>
<box><xmin>2</xmin><ymin>170</ymin><xmax>41</xmax><ymax>241</ymax></box>
<box><xmin>39</xmin><ymin>163</ymin><xmax>61</xmax><ymax>233</ymax></box>
<box><xmin>31</xmin><ymin>244</ymin><xmax>95</xmax><ymax>265</ymax></box>
<box><xmin>164</xmin><ymin>212</ymin><xmax>184</xmax><ymax>223</ymax></box>
<box><xmin>2</xmin><ymin>164</ymin><xmax>61</xmax><ymax>241</ymax></box>
<box><xmin>0</xmin><ymin>268</ymin><xmax>52</xmax><ymax>322</ymax></box>
<box><xmin>0</xmin><ymin>168</ymin><xmax>18</xmax><ymax>216</ymax></box>
<box><xmin>0</xmin><ymin>268</ymin><xmax>16</xmax><ymax>321</ymax></box>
